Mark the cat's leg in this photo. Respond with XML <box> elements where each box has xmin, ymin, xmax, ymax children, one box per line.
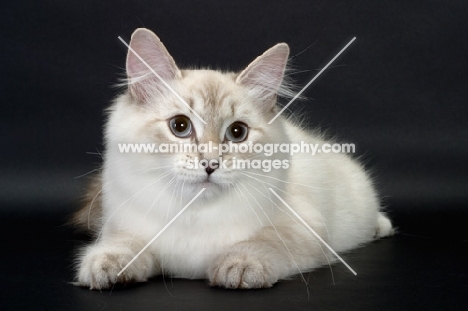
<box><xmin>76</xmin><ymin>233</ymin><xmax>159</xmax><ymax>290</ymax></box>
<box><xmin>208</xmin><ymin>219</ymin><xmax>331</xmax><ymax>289</ymax></box>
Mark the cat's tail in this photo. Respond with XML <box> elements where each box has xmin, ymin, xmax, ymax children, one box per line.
<box><xmin>375</xmin><ymin>212</ymin><xmax>395</xmax><ymax>238</ymax></box>
<box><xmin>68</xmin><ymin>172</ymin><xmax>103</xmax><ymax>234</ymax></box>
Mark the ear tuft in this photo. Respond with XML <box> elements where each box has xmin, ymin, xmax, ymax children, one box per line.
<box><xmin>236</xmin><ymin>43</ymin><xmax>291</xmax><ymax>102</ymax></box>
<box><xmin>126</xmin><ymin>28</ymin><xmax>181</xmax><ymax>102</ymax></box>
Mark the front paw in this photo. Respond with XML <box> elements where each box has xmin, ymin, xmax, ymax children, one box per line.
<box><xmin>208</xmin><ymin>253</ymin><xmax>278</xmax><ymax>289</ymax></box>
<box><xmin>76</xmin><ymin>246</ymin><xmax>150</xmax><ymax>290</ymax></box>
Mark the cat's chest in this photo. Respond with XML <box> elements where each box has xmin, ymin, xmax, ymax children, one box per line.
<box><xmin>114</xmin><ymin>194</ymin><xmax>270</xmax><ymax>278</ymax></box>
<box><xmin>104</xmin><ymin>184</ymin><xmax>279</xmax><ymax>277</ymax></box>
<box><xmin>151</xmin><ymin>219</ymin><xmax>256</xmax><ymax>278</ymax></box>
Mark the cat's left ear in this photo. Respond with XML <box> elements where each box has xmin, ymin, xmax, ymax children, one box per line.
<box><xmin>236</xmin><ymin>43</ymin><xmax>290</xmax><ymax>104</ymax></box>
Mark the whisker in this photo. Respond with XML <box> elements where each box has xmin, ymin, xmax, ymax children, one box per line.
<box><xmin>234</xmin><ymin>183</ymin><xmax>264</xmax><ymax>227</ymax></box>
<box><xmin>73</xmin><ymin>168</ymin><xmax>101</xmax><ymax>180</ymax></box>
<box><xmin>84</xmin><ymin>165</ymin><xmax>172</xmax><ymax>231</ymax></box>
<box><xmin>290</xmin><ymin>40</ymin><xmax>318</xmax><ymax>59</ymax></box>
<box><xmin>242</xmin><ymin>170</ymin><xmax>331</xmax><ymax>190</ymax></box>
<box><xmin>87</xmin><ymin>187</ymin><xmax>103</xmax><ymax>230</ymax></box>
<box><xmin>239</xmin><ymin>183</ymin><xmax>310</xmax><ymax>298</ymax></box>
<box><xmin>243</xmin><ymin>178</ymin><xmax>335</xmax><ymax>284</ymax></box>
<box><xmin>239</xmin><ymin>172</ymin><xmax>291</xmax><ymax>197</ymax></box>
<box><xmin>243</xmin><ymin>179</ymin><xmax>302</xmax><ymax>227</ymax></box>
<box><xmin>85</xmin><ymin>148</ymin><xmax>104</xmax><ymax>159</ymax></box>
<box><xmin>128</xmin><ymin>175</ymin><xmax>177</xmax><ymax>246</ymax></box>
<box><xmin>166</xmin><ymin>177</ymin><xmax>179</xmax><ymax>220</ymax></box>
<box><xmin>95</xmin><ymin>171</ymin><xmax>173</xmax><ymax>242</ymax></box>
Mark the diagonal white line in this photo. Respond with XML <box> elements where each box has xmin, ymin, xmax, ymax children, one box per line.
<box><xmin>268</xmin><ymin>188</ymin><xmax>357</xmax><ymax>275</ymax></box>
<box><xmin>268</xmin><ymin>37</ymin><xmax>356</xmax><ymax>124</ymax></box>
<box><xmin>117</xmin><ymin>188</ymin><xmax>206</xmax><ymax>276</ymax></box>
<box><xmin>118</xmin><ymin>36</ymin><xmax>207</xmax><ymax>125</ymax></box>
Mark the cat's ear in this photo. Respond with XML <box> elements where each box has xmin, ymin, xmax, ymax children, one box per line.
<box><xmin>126</xmin><ymin>28</ymin><xmax>181</xmax><ymax>102</ymax></box>
<box><xmin>236</xmin><ymin>43</ymin><xmax>290</xmax><ymax>104</ymax></box>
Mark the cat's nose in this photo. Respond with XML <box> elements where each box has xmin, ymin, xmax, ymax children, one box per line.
<box><xmin>205</xmin><ymin>160</ymin><xmax>219</xmax><ymax>175</ymax></box>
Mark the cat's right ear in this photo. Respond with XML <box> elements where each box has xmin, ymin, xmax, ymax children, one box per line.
<box><xmin>126</xmin><ymin>28</ymin><xmax>181</xmax><ymax>102</ymax></box>
<box><xmin>236</xmin><ymin>43</ymin><xmax>290</xmax><ymax>104</ymax></box>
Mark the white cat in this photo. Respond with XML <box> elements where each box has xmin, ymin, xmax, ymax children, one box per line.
<box><xmin>73</xmin><ymin>28</ymin><xmax>393</xmax><ymax>290</ymax></box>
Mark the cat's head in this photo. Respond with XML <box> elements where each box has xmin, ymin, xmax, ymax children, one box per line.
<box><xmin>105</xmin><ymin>28</ymin><xmax>293</xmax><ymax>199</ymax></box>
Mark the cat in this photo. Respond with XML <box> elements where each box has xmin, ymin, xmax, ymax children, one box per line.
<box><xmin>73</xmin><ymin>28</ymin><xmax>394</xmax><ymax>290</ymax></box>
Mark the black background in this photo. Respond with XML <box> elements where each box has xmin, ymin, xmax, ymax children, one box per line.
<box><xmin>1</xmin><ymin>1</ymin><xmax>467</xmax><ymax>310</ymax></box>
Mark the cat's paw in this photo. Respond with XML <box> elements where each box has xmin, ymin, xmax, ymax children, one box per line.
<box><xmin>208</xmin><ymin>253</ymin><xmax>278</xmax><ymax>289</ymax></box>
<box><xmin>76</xmin><ymin>246</ymin><xmax>151</xmax><ymax>290</ymax></box>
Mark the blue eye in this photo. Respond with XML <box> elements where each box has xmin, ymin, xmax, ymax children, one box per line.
<box><xmin>169</xmin><ymin>115</ymin><xmax>192</xmax><ymax>138</ymax></box>
<box><xmin>225</xmin><ymin>122</ymin><xmax>248</xmax><ymax>142</ymax></box>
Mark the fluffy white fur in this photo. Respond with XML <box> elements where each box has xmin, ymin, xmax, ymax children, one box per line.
<box><xmin>76</xmin><ymin>28</ymin><xmax>393</xmax><ymax>290</ymax></box>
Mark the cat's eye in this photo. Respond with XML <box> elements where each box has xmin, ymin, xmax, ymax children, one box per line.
<box><xmin>169</xmin><ymin>115</ymin><xmax>192</xmax><ymax>138</ymax></box>
<box><xmin>225</xmin><ymin>122</ymin><xmax>248</xmax><ymax>142</ymax></box>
